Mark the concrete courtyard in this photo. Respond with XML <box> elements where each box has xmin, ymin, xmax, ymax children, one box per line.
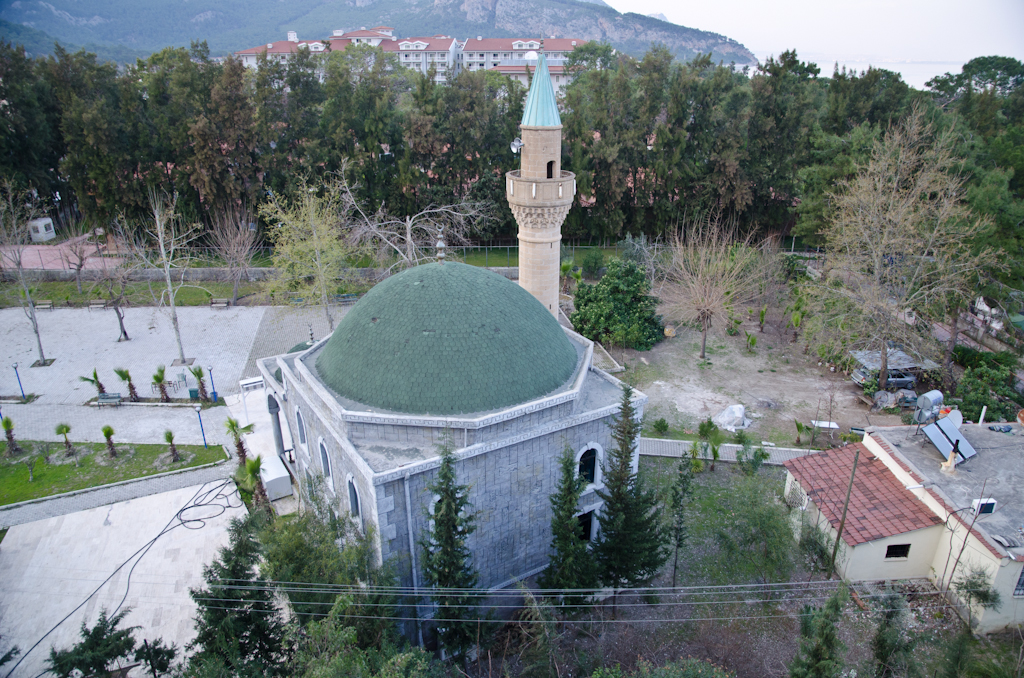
<box><xmin>0</xmin><ymin>303</ymin><xmax>347</xmax><ymax>675</ymax></box>
<box><xmin>0</xmin><ymin>481</ymin><xmax>248</xmax><ymax>678</ymax></box>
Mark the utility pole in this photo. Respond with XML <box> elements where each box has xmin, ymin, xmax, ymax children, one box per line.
<box><xmin>828</xmin><ymin>445</ymin><xmax>860</xmax><ymax>579</ymax></box>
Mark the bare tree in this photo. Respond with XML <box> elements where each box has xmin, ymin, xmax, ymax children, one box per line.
<box><xmin>662</xmin><ymin>215</ymin><xmax>773</xmax><ymax>360</ymax></box>
<box><xmin>54</xmin><ymin>205</ymin><xmax>97</xmax><ymax>295</ymax></box>
<box><xmin>341</xmin><ymin>172</ymin><xmax>488</xmax><ymax>276</ymax></box>
<box><xmin>89</xmin><ymin>242</ymin><xmax>142</xmax><ymax>342</ymax></box>
<box><xmin>0</xmin><ymin>181</ymin><xmax>48</xmax><ymax>365</ymax></box>
<box><xmin>209</xmin><ymin>203</ymin><xmax>260</xmax><ymax>305</ymax></box>
<box><xmin>121</xmin><ymin>190</ymin><xmax>203</xmax><ymax>364</ymax></box>
<box><xmin>261</xmin><ymin>177</ymin><xmax>366</xmax><ymax>332</ymax></box>
<box><xmin>811</xmin><ymin>108</ymin><xmax>991</xmax><ymax>389</ymax></box>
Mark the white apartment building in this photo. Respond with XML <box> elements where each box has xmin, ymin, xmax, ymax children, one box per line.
<box><xmin>393</xmin><ymin>36</ymin><xmax>462</xmax><ymax>83</ymax></box>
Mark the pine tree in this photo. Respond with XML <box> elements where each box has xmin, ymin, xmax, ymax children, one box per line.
<box><xmin>47</xmin><ymin>608</ymin><xmax>139</xmax><ymax>678</ymax></box>
<box><xmin>539</xmin><ymin>446</ymin><xmax>599</xmax><ymax>606</ymax></box>
<box><xmin>419</xmin><ymin>436</ymin><xmax>478</xmax><ymax>661</ymax></box>
<box><xmin>871</xmin><ymin>588</ymin><xmax>920</xmax><ymax>678</ymax></box>
<box><xmin>189</xmin><ymin>514</ymin><xmax>288</xmax><ymax>675</ymax></box>
<box><xmin>669</xmin><ymin>456</ymin><xmax>693</xmax><ymax>587</ymax></box>
<box><xmin>593</xmin><ymin>385</ymin><xmax>668</xmax><ymax>610</ymax></box>
<box><xmin>788</xmin><ymin>584</ymin><xmax>848</xmax><ymax>678</ymax></box>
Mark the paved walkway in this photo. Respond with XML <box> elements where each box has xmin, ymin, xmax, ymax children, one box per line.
<box><xmin>0</xmin><ymin>461</ymin><xmax>233</xmax><ymax>529</ymax></box>
<box><xmin>639</xmin><ymin>437</ymin><xmax>817</xmax><ymax>465</ymax></box>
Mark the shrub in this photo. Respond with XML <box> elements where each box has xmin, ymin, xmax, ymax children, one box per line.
<box><xmin>956</xmin><ymin>364</ymin><xmax>1023</xmax><ymax>422</ymax></box>
<box><xmin>581</xmin><ymin>249</ymin><xmax>604</xmax><ymax>278</ymax></box>
<box><xmin>571</xmin><ymin>259</ymin><xmax>663</xmax><ymax>351</ymax></box>
<box><xmin>652</xmin><ymin>418</ymin><xmax>669</xmax><ymax>435</ymax></box>
<box><xmin>952</xmin><ymin>345</ymin><xmax>1019</xmax><ymax>372</ymax></box>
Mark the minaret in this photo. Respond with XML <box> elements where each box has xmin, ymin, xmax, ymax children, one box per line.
<box><xmin>506</xmin><ymin>45</ymin><xmax>575</xmax><ymax>316</ymax></box>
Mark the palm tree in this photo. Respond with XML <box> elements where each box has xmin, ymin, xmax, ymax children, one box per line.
<box><xmin>102</xmin><ymin>425</ymin><xmax>117</xmax><ymax>458</ymax></box>
<box><xmin>152</xmin><ymin>365</ymin><xmax>169</xmax><ymax>403</ymax></box>
<box><xmin>79</xmin><ymin>368</ymin><xmax>106</xmax><ymax>395</ymax></box>
<box><xmin>235</xmin><ymin>455</ymin><xmax>271</xmax><ymax>511</ymax></box>
<box><xmin>224</xmin><ymin>417</ymin><xmax>254</xmax><ymax>466</ymax></box>
<box><xmin>3</xmin><ymin>417</ymin><xmax>20</xmax><ymax>456</ymax></box>
<box><xmin>113</xmin><ymin>367</ymin><xmax>139</xmax><ymax>402</ymax></box>
<box><xmin>189</xmin><ymin>365</ymin><xmax>210</xmax><ymax>402</ymax></box>
<box><xmin>55</xmin><ymin>422</ymin><xmax>73</xmax><ymax>457</ymax></box>
<box><xmin>164</xmin><ymin>429</ymin><xmax>180</xmax><ymax>463</ymax></box>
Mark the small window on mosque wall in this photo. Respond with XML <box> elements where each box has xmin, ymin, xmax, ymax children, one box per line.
<box><xmin>319</xmin><ymin>441</ymin><xmax>334</xmax><ymax>493</ymax></box>
<box><xmin>885</xmin><ymin>544</ymin><xmax>911</xmax><ymax>559</ymax></box>
<box><xmin>578</xmin><ymin>448</ymin><xmax>597</xmax><ymax>484</ymax></box>
<box><xmin>296</xmin><ymin>410</ymin><xmax>306</xmax><ymax>447</ymax></box>
<box><xmin>577</xmin><ymin>511</ymin><xmax>594</xmax><ymax>542</ymax></box>
<box><xmin>348</xmin><ymin>478</ymin><xmax>360</xmax><ymax>518</ymax></box>
<box><xmin>547</xmin><ymin>160</ymin><xmax>555</xmax><ymax>179</ymax></box>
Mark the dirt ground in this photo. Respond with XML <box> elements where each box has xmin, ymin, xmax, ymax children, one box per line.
<box><xmin>614</xmin><ymin>310</ymin><xmax>906</xmax><ymax>445</ymax></box>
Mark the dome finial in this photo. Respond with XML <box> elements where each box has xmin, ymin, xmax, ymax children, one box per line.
<box><xmin>436</xmin><ymin>224</ymin><xmax>446</xmax><ymax>265</ymax></box>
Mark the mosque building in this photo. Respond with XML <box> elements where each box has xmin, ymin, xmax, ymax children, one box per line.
<box><xmin>257</xmin><ymin>47</ymin><xmax>645</xmax><ymax>629</ymax></box>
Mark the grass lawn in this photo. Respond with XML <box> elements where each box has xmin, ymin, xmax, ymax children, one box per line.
<box><xmin>0</xmin><ymin>281</ymin><xmax>265</xmax><ymax>309</ymax></box>
<box><xmin>0</xmin><ymin>440</ymin><xmax>226</xmax><ymax>505</ymax></box>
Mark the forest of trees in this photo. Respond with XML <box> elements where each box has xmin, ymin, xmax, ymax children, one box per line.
<box><xmin>1</xmin><ymin>39</ymin><xmax>1022</xmax><ymax>294</ymax></box>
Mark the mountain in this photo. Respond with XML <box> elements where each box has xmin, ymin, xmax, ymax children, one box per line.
<box><xmin>0</xmin><ymin>19</ymin><xmax>150</xmax><ymax>62</ymax></box>
<box><xmin>0</xmin><ymin>0</ymin><xmax>756</xmax><ymax>65</ymax></box>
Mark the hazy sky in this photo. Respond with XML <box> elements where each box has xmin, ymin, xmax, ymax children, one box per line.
<box><xmin>602</xmin><ymin>0</ymin><xmax>1024</xmax><ymax>70</ymax></box>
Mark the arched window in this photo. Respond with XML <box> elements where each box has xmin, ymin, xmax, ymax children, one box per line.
<box><xmin>546</xmin><ymin>160</ymin><xmax>555</xmax><ymax>179</ymax></box>
<box><xmin>296</xmin><ymin>410</ymin><xmax>306</xmax><ymax>447</ymax></box>
<box><xmin>348</xmin><ymin>478</ymin><xmax>360</xmax><ymax>518</ymax></box>
<box><xmin>319</xmin><ymin>441</ymin><xmax>333</xmax><ymax>492</ymax></box>
<box><xmin>578</xmin><ymin>448</ymin><xmax>597</xmax><ymax>484</ymax></box>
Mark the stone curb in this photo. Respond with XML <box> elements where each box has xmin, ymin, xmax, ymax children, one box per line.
<box><xmin>0</xmin><ymin>451</ymin><xmax>231</xmax><ymax>514</ymax></box>
<box><xmin>86</xmin><ymin>400</ymin><xmax>214</xmax><ymax>408</ymax></box>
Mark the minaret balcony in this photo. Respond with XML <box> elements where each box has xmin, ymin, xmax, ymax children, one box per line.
<box><xmin>506</xmin><ymin>170</ymin><xmax>576</xmax><ymax>210</ymax></box>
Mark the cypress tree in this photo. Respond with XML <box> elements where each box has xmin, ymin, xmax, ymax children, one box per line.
<box><xmin>420</xmin><ymin>437</ymin><xmax>478</xmax><ymax>661</ymax></box>
<box><xmin>669</xmin><ymin>456</ymin><xmax>694</xmax><ymax>587</ymax></box>
<box><xmin>788</xmin><ymin>584</ymin><xmax>848</xmax><ymax>678</ymax></box>
<box><xmin>539</xmin><ymin>446</ymin><xmax>600</xmax><ymax>605</ymax></box>
<box><xmin>593</xmin><ymin>384</ymin><xmax>668</xmax><ymax>609</ymax></box>
<box><xmin>871</xmin><ymin>588</ymin><xmax>920</xmax><ymax>678</ymax></box>
<box><xmin>188</xmin><ymin>514</ymin><xmax>288</xmax><ymax>675</ymax></box>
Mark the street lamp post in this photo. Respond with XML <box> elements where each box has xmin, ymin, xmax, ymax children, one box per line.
<box><xmin>207</xmin><ymin>365</ymin><xmax>217</xmax><ymax>403</ymax></box>
<box><xmin>12</xmin><ymin>363</ymin><xmax>25</xmax><ymax>401</ymax></box>
<box><xmin>194</xmin><ymin>404</ymin><xmax>208</xmax><ymax>448</ymax></box>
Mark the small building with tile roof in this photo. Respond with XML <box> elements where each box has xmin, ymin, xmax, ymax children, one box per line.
<box><xmin>257</xmin><ymin>260</ymin><xmax>641</xmax><ymax>638</ymax></box>
<box><xmin>234</xmin><ymin>32</ymin><xmax>326</xmax><ymax>68</ymax></box>
<box><xmin>785</xmin><ymin>427</ymin><xmax>1024</xmax><ymax>633</ymax></box>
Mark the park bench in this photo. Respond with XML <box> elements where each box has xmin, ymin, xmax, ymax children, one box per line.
<box><xmin>97</xmin><ymin>393</ymin><xmax>122</xmax><ymax>407</ymax></box>
<box><xmin>210</xmin><ymin>298</ymin><xmax>230</xmax><ymax>309</ymax></box>
<box><xmin>34</xmin><ymin>300</ymin><xmax>53</xmax><ymax>310</ymax></box>
<box><xmin>88</xmin><ymin>299</ymin><xmax>106</xmax><ymax>311</ymax></box>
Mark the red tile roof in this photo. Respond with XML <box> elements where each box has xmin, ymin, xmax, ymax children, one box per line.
<box><xmin>337</xmin><ymin>30</ymin><xmax>391</xmax><ymax>38</ymax></box>
<box><xmin>396</xmin><ymin>36</ymin><xmax>457</xmax><ymax>51</ymax></box>
<box><xmin>784</xmin><ymin>443</ymin><xmax>942</xmax><ymax>547</ymax></box>
<box><xmin>235</xmin><ymin>39</ymin><xmax>328</xmax><ymax>56</ymax></box>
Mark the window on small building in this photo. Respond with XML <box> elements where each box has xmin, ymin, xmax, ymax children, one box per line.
<box><xmin>348</xmin><ymin>478</ymin><xmax>360</xmax><ymax>517</ymax></box>
<box><xmin>885</xmin><ymin>544</ymin><xmax>911</xmax><ymax>559</ymax></box>
<box><xmin>577</xmin><ymin>511</ymin><xmax>594</xmax><ymax>542</ymax></box>
<box><xmin>1014</xmin><ymin>566</ymin><xmax>1024</xmax><ymax>597</ymax></box>
<box><xmin>578</xmin><ymin>448</ymin><xmax>597</xmax><ymax>484</ymax></box>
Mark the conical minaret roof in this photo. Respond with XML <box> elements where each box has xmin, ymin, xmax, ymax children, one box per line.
<box><xmin>520</xmin><ymin>51</ymin><xmax>561</xmax><ymax>127</ymax></box>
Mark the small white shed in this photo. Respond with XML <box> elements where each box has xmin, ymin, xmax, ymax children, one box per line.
<box><xmin>256</xmin><ymin>451</ymin><xmax>293</xmax><ymax>501</ymax></box>
<box><xmin>28</xmin><ymin>217</ymin><xmax>55</xmax><ymax>243</ymax></box>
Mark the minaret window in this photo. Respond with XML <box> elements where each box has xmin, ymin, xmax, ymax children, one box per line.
<box><xmin>547</xmin><ymin>160</ymin><xmax>554</xmax><ymax>179</ymax></box>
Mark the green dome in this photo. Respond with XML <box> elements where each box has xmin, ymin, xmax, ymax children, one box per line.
<box><xmin>314</xmin><ymin>262</ymin><xmax>578</xmax><ymax>415</ymax></box>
